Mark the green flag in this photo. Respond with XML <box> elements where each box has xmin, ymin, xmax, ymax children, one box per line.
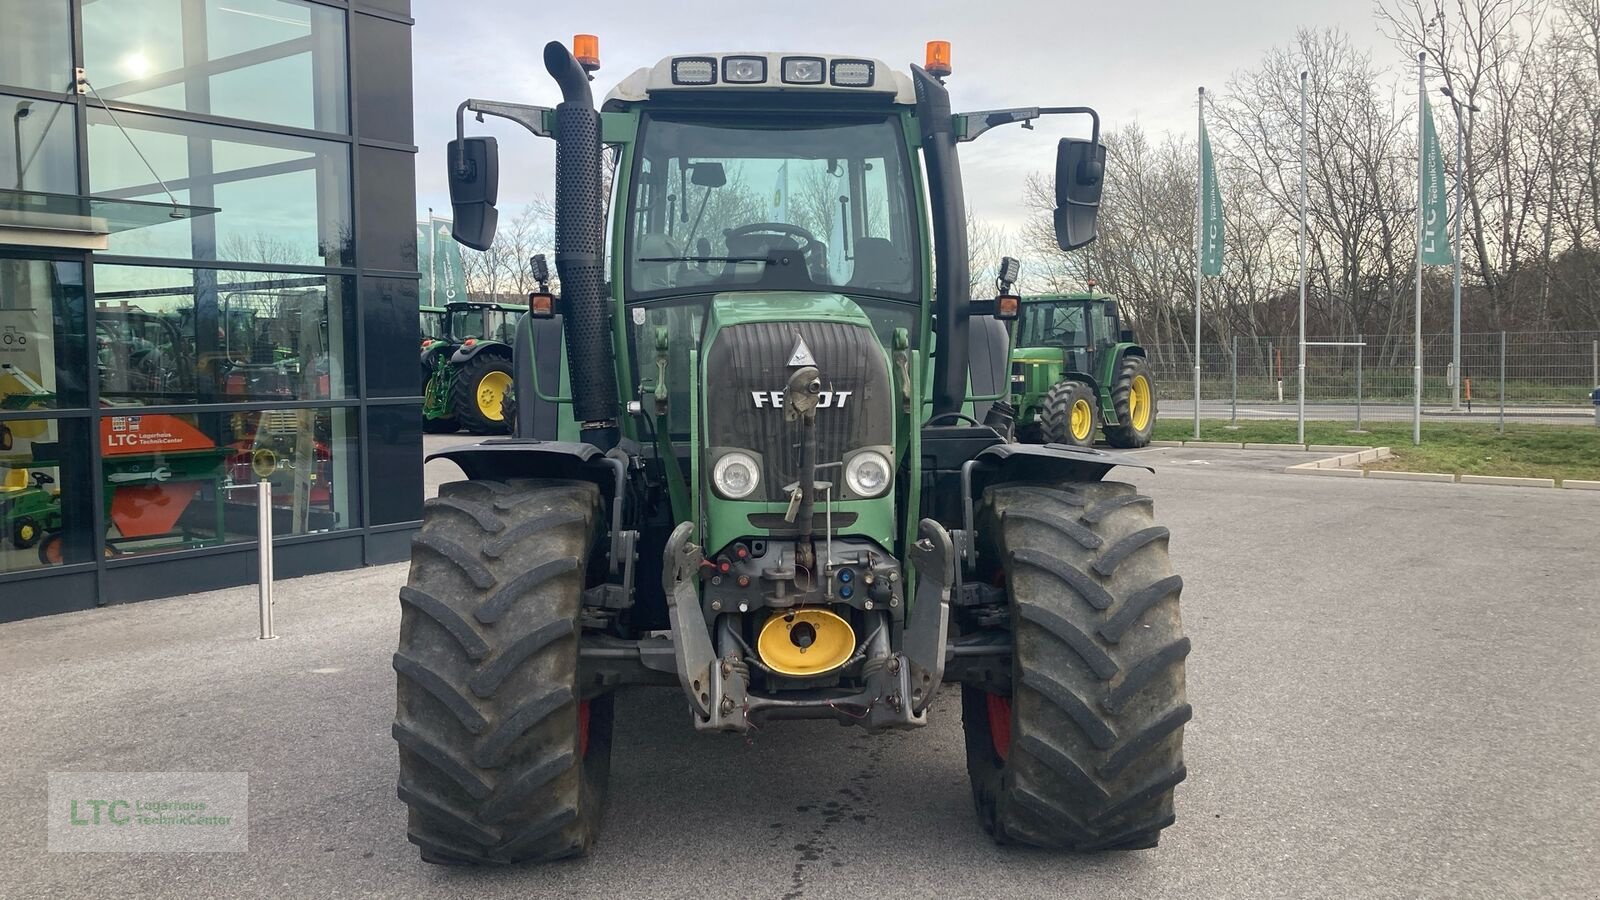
<box><xmin>1418</xmin><ymin>92</ymin><xmax>1452</xmax><ymax>266</ymax></box>
<box><xmin>1198</xmin><ymin>119</ymin><xmax>1224</xmax><ymax>277</ymax></box>
<box><xmin>432</xmin><ymin>218</ymin><xmax>470</xmax><ymax>302</ymax></box>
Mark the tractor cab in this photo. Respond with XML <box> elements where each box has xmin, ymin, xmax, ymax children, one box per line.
<box><xmin>1013</xmin><ymin>291</ymin><xmax>1125</xmax><ymax>383</ymax></box>
<box><xmin>442</xmin><ymin>301</ymin><xmax>521</xmax><ymax>346</ymax></box>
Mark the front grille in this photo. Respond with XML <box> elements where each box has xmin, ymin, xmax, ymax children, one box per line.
<box><xmin>704</xmin><ymin>321</ymin><xmax>892</xmax><ymax>501</ymax></box>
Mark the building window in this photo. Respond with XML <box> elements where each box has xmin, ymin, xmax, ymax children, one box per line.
<box><xmin>3</xmin><ymin>93</ymin><xmax>78</xmax><ymax>194</ymax></box>
<box><xmin>0</xmin><ymin>257</ymin><xmax>89</xmax><ymax>410</ymax></box>
<box><xmin>351</xmin><ymin>12</ymin><xmax>412</xmax><ymax>144</ymax></box>
<box><xmin>0</xmin><ymin>1</ymin><xmax>72</xmax><ymax>94</ymax></box>
<box><xmin>82</xmin><ymin>0</ymin><xmax>349</xmax><ymax>134</ymax></box>
<box><xmin>87</xmin><ymin>109</ymin><xmax>353</xmax><ymax>266</ymax></box>
<box><xmin>91</xmin><ymin>264</ymin><xmax>356</xmax><ymax>406</ymax></box>
<box><xmin>95</xmin><ymin>406</ymin><xmax>358</xmax><ymax>557</ymax></box>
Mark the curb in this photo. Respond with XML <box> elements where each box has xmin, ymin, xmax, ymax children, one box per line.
<box><xmin>1285</xmin><ymin>447</ymin><xmax>1394</xmax><ymax>477</ymax></box>
<box><xmin>1562</xmin><ymin>480</ymin><xmax>1600</xmax><ymax>491</ymax></box>
<box><xmin>1460</xmin><ymin>474</ymin><xmax>1558</xmax><ymax>488</ymax></box>
<box><xmin>1365</xmin><ymin>469</ymin><xmax>1454</xmax><ymax>483</ymax></box>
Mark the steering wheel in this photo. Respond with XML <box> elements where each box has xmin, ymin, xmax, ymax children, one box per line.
<box><xmin>724</xmin><ymin>222</ymin><xmax>821</xmax><ymax>257</ymax></box>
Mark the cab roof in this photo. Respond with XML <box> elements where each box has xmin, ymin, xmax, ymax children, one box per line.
<box><xmin>602</xmin><ymin>52</ymin><xmax>917</xmax><ymax>110</ymax></box>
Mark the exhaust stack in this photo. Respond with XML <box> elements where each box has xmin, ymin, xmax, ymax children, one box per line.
<box><xmin>544</xmin><ymin>40</ymin><xmax>619</xmax><ymax>449</ymax></box>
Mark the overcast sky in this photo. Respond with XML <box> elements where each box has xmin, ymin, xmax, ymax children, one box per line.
<box><xmin>412</xmin><ymin>0</ymin><xmax>1393</xmax><ymax>235</ymax></box>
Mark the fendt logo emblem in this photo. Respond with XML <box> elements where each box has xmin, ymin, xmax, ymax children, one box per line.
<box><xmin>751</xmin><ymin>390</ymin><xmax>852</xmax><ymax>409</ymax></box>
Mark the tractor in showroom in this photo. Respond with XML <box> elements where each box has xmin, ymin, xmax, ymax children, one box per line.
<box><xmin>394</xmin><ymin>37</ymin><xmax>1189</xmax><ymax>865</ymax></box>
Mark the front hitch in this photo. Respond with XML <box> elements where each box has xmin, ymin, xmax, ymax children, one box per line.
<box><xmin>663</xmin><ymin>517</ymin><xmax>957</xmax><ymax>732</ymax></box>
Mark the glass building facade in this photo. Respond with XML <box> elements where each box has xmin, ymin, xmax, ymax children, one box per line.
<box><xmin>0</xmin><ymin>0</ymin><xmax>421</xmax><ymax>620</ymax></box>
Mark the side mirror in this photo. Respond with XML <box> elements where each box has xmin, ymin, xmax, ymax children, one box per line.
<box><xmin>447</xmin><ymin>136</ymin><xmax>500</xmax><ymax>251</ymax></box>
<box><xmin>1053</xmin><ymin>137</ymin><xmax>1105</xmax><ymax>251</ymax></box>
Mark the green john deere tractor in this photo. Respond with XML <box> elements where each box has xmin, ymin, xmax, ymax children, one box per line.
<box><xmin>420</xmin><ymin>301</ymin><xmax>521</xmax><ymax>434</ymax></box>
<box><xmin>395</xmin><ymin>39</ymin><xmax>1189</xmax><ymax>865</ymax></box>
<box><xmin>1010</xmin><ymin>290</ymin><xmax>1156</xmax><ymax>448</ymax></box>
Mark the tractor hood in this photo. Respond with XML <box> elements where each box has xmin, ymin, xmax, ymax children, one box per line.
<box><xmin>697</xmin><ymin>291</ymin><xmax>896</xmax><ymax>551</ymax></box>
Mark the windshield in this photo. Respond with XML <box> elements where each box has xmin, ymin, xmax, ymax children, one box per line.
<box><xmin>625</xmin><ymin>113</ymin><xmax>919</xmax><ymax>301</ymax></box>
<box><xmin>1016</xmin><ymin>302</ymin><xmax>1087</xmax><ymax>349</ymax></box>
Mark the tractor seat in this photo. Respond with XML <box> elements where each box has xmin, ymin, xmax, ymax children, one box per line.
<box><xmin>2</xmin><ymin>467</ymin><xmax>28</xmax><ymax>493</ymax></box>
<box><xmin>849</xmin><ymin>237</ymin><xmax>909</xmax><ymax>291</ymax></box>
<box><xmin>635</xmin><ymin>234</ymin><xmax>679</xmax><ymax>291</ymax></box>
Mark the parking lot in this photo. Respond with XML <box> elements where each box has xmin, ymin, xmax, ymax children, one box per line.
<box><xmin>1</xmin><ymin>444</ymin><xmax>1595</xmax><ymax>899</ymax></box>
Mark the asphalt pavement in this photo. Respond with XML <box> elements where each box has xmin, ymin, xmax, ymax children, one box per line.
<box><xmin>1</xmin><ymin>443</ymin><xmax>1596</xmax><ymax>899</ymax></box>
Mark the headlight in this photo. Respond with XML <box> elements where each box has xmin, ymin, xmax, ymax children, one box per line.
<box><xmin>671</xmin><ymin>57</ymin><xmax>716</xmax><ymax>85</ymax></box>
<box><xmin>782</xmin><ymin>56</ymin><xmax>825</xmax><ymax>84</ymax></box>
<box><xmin>712</xmin><ymin>451</ymin><xmax>761</xmax><ymax>499</ymax></box>
<box><xmin>722</xmin><ymin>56</ymin><xmax>767</xmax><ymax>84</ymax></box>
<box><xmin>844</xmin><ymin>449</ymin><xmax>892</xmax><ymax>498</ymax></box>
<box><xmin>830</xmin><ymin>59</ymin><xmax>875</xmax><ymax>87</ymax></box>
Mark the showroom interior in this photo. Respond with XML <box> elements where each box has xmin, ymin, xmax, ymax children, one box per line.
<box><xmin>0</xmin><ymin>0</ymin><xmax>422</xmax><ymax>620</ymax></box>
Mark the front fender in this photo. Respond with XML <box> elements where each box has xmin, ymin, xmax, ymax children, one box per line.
<box><xmin>429</xmin><ymin>438</ymin><xmax>613</xmax><ymax>486</ymax></box>
<box><xmin>975</xmin><ymin>440</ymin><xmax>1151</xmax><ymax>483</ymax></box>
<box><xmin>958</xmin><ymin>441</ymin><xmax>1155</xmax><ymax>563</ymax></box>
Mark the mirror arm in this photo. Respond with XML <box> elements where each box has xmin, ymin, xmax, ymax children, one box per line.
<box><xmin>455</xmin><ymin>99</ymin><xmax>555</xmax><ymax>160</ymax></box>
<box><xmin>955</xmin><ymin>105</ymin><xmax>1100</xmax><ymax>147</ymax></box>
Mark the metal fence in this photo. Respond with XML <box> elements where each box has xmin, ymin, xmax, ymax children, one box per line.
<box><xmin>1144</xmin><ymin>331</ymin><xmax>1600</xmax><ymax>430</ymax></box>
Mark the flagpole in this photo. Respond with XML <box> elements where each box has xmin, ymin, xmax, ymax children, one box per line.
<box><xmin>1297</xmin><ymin>70</ymin><xmax>1308</xmax><ymax>445</ymax></box>
<box><xmin>1193</xmin><ymin>86</ymin><xmax>1204</xmax><ymax>440</ymax></box>
<box><xmin>1412</xmin><ymin>52</ymin><xmax>1425</xmax><ymax>446</ymax></box>
<box><xmin>427</xmin><ymin>207</ymin><xmax>437</xmax><ymax>307</ymax></box>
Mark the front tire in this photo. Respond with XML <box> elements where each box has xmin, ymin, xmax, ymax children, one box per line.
<box><xmin>962</xmin><ymin>480</ymin><xmax>1189</xmax><ymax>851</ymax></box>
<box><xmin>1040</xmin><ymin>380</ymin><xmax>1099</xmax><ymax>447</ymax></box>
<box><xmin>452</xmin><ymin>353</ymin><xmax>514</xmax><ymax>436</ymax></box>
<box><xmin>1104</xmin><ymin>354</ymin><xmax>1156</xmax><ymax>448</ymax></box>
<box><xmin>394</xmin><ymin>478</ymin><xmax>612</xmax><ymax>865</ymax></box>
<box><xmin>10</xmin><ymin>515</ymin><xmax>41</xmax><ymax>550</ymax></box>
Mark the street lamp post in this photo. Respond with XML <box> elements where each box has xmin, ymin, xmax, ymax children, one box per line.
<box><xmin>1440</xmin><ymin>85</ymin><xmax>1479</xmax><ymax>412</ymax></box>
<box><xmin>11</xmin><ymin>100</ymin><xmax>33</xmax><ymax>189</ymax></box>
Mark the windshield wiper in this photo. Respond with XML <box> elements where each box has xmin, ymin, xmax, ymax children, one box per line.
<box><xmin>637</xmin><ymin>255</ymin><xmax>768</xmax><ymax>264</ymax></box>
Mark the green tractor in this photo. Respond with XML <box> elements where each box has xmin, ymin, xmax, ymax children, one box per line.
<box><xmin>421</xmin><ymin>300</ymin><xmax>522</xmax><ymax>435</ymax></box>
<box><xmin>395</xmin><ymin>39</ymin><xmax>1189</xmax><ymax>865</ymax></box>
<box><xmin>0</xmin><ymin>469</ymin><xmax>62</xmax><ymax>551</ymax></box>
<box><xmin>1010</xmin><ymin>289</ymin><xmax>1156</xmax><ymax>448</ymax></box>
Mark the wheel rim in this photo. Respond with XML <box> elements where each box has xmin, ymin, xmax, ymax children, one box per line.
<box><xmin>476</xmin><ymin>371</ymin><xmax>512</xmax><ymax>419</ymax></box>
<box><xmin>577</xmin><ymin>700</ymin><xmax>591</xmax><ymax>758</ymax></box>
<box><xmin>1071</xmin><ymin>397</ymin><xmax>1093</xmax><ymax>441</ymax></box>
<box><xmin>1130</xmin><ymin>374</ymin><xmax>1152</xmax><ymax>430</ymax></box>
<box><xmin>18</xmin><ymin>523</ymin><xmax>36</xmax><ymax>543</ymax></box>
